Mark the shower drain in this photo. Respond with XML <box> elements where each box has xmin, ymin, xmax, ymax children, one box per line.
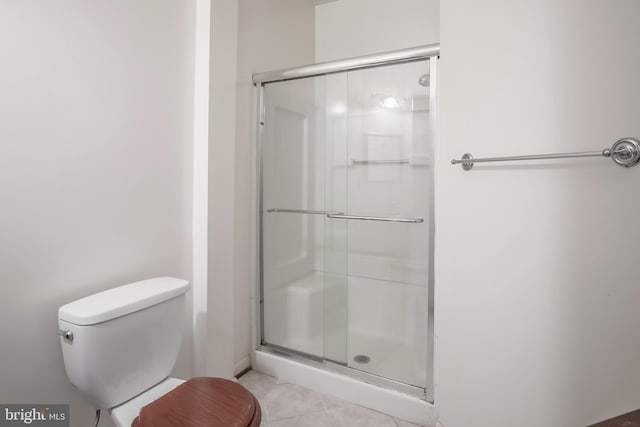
<box><xmin>353</xmin><ymin>354</ymin><xmax>371</xmax><ymax>364</ymax></box>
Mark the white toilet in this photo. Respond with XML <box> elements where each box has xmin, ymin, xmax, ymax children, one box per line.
<box><xmin>58</xmin><ymin>277</ymin><xmax>261</xmax><ymax>427</ymax></box>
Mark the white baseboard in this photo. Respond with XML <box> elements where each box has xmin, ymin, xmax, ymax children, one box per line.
<box><xmin>234</xmin><ymin>356</ymin><xmax>251</xmax><ymax>376</ymax></box>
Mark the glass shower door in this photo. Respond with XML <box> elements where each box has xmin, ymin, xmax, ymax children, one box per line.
<box><xmin>262</xmin><ymin>74</ymin><xmax>348</xmax><ymax>362</ymax></box>
<box><xmin>261</xmin><ymin>59</ymin><xmax>432</xmax><ymax>390</ymax></box>
<box><xmin>338</xmin><ymin>61</ymin><xmax>430</xmax><ymax>388</ymax></box>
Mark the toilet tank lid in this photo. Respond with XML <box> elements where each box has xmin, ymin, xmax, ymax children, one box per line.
<box><xmin>58</xmin><ymin>277</ymin><xmax>191</xmax><ymax>326</ymax></box>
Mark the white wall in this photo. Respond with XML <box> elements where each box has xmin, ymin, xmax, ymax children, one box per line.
<box><xmin>315</xmin><ymin>0</ymin><xmax>439</xmax><ymax>62</ymax></box>
<box><xmin>191</xmin><ymin>0</ymin><xmax>211</xmax><ymax>378</ymax></box>
<box><xmin>204</xmin><ymin>0</ymin><xmax>240</xmax><ymax>379</ymax></box>
<box><xmin>437</xmin><ymin>1</ymin><xmax>640</xmax><ymax>426</ymax></box>
<box><xmin>0</xmin><ymin>2</ymin><xmax>195</xmax><ymax>427</ymax></box>
<box><xmin>234</xmin><ymin>0</ymin><xmax>316</xmax><ymax>373</ymax></box>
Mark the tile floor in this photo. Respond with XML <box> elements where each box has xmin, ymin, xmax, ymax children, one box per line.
<box><xmin>237</xmin><ymin>370</ymin><xmax>433</xmax><ymax>427</ymax></box>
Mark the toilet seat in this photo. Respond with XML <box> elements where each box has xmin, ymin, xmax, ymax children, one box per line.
<box><xmin>131</xmin><ymin>377</ymin><xmax>261</xmax><ymax>427</ymax></box>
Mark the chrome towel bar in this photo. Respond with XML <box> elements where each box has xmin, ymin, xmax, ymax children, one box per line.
<box><xmin>327</xmin><ymin>214</ymin><xmax>424</xmax><ymax>223</ymax></box>
<box><xmin>451</xmin><ymin>137</ymin><xmax>640</xmax><ymax>170</ymax></box>
<box><xmin>266</xmin><ymin>209</ymin><xmax>423</xmax><ymax>224</ymax></box>
<box><xmin>267</xmin><ymin>208</ymin><xmax>344</xmax><ymax>215</ymax></box>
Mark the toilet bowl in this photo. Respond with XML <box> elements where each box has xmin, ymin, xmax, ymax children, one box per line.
<box><xmin>58</xmin><ymin>277</ymin><xmax>261</xmax><ymax>427</ymax></box>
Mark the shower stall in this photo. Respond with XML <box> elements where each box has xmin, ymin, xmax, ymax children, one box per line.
<box><xmin>253</xmin><ymin>45</ymin><xmax>438</xmax><ymax>404</ymax></box>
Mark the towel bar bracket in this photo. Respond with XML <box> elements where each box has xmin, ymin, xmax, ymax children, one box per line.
<box><xmin>609</xmin><ymin>138</ymin><xmax>640</xmax><ymax>168</ymax></box>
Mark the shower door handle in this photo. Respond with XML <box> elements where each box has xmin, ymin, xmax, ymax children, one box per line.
<box><xmin>326</xmin><ymin>214</ymin><xmax>424</xmax><ymax>223</ymax></box>
<box><xmin>267</xmin><ymin>208</ymin><xmax>345</xmax><ymax>215</ymax></box>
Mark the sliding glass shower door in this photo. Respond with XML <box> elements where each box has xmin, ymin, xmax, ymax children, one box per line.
<box><xmin>261</xmin><ymin>59</ymin><xmax>433</xmax><ymax>391</ymax></box>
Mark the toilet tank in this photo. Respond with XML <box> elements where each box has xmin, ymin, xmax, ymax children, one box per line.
<box><xmin>58</xmin><ymin>277</ymin><xmax>190</xmax><ymax>409</ymax></box>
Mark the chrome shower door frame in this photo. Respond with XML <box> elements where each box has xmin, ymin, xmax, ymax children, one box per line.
<box><xmin>252</xmin><ymin>44</ymin><xmax>439</xmax><ymax>403</ymax></box>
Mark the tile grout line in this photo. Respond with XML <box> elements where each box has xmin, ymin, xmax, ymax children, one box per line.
<box><xmin>320</xmin><ymin>394</ymin><xmax>330</xmax><ymax>412</ymax></box>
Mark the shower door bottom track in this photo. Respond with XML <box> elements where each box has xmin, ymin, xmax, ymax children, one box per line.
<box><xmin>258</xmin><ymin>344</ymin><xmax>429</xmax><ymax>401</ymax></box>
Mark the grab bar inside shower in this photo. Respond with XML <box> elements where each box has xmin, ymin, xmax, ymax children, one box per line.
<box><xmin>266</xmin><ymin>209</ymin><xmax>423</xmax><ymax>223</ymax></box>
<box><xmin>352</xmin><ymin>159</ymin><xmax>410</xmax><ymax>165</ymax></box>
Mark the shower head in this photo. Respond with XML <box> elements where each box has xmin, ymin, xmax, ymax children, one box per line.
<box><xmin>418</xmin><ymin>74</ymin><xmax>430</xmax><ymax>87</ymax></box>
